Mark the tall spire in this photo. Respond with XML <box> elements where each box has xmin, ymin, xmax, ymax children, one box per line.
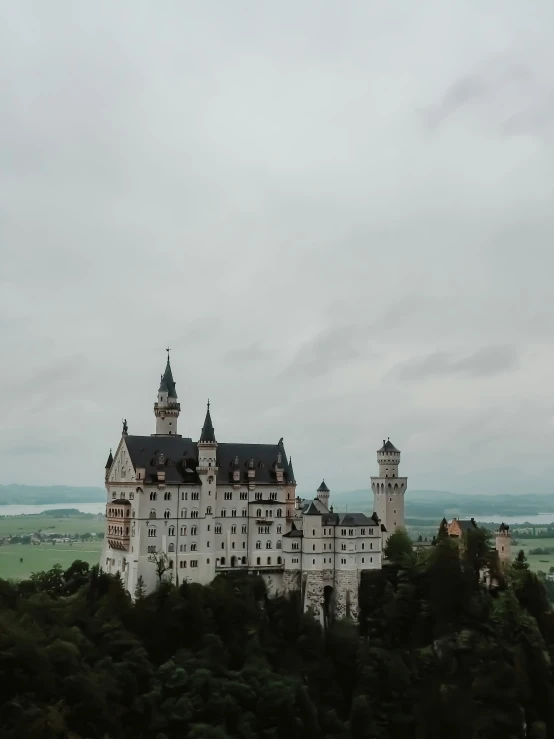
<box><xmin>159</xmin><ymin>348</ymin><xmax>177</xmax><ymax>398</ymax></box>
<box><xmin>200</xmin><ymin>400</ymin><xmax>216</xmax><ymax>443</ymax></box>
<box><xmin>288</xmin><ymin>456</ymin><xmax>296</xmax><ymax>484</ymax></box>
<box><xmin>105</xmin><ymin>449</ymin><xmax>113</xmax><ymax>469</ymax></box>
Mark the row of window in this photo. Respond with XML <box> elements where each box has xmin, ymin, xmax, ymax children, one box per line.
<box><xmin>107</xmin><ymin>525</ymin><xmax>129</xmax><ymax>536</ymax></box>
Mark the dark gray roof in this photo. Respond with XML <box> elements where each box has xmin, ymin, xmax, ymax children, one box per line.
<box><xmin>453</xmin><ymin>518</ymin><xmax>478</xmax><ymax>533</ymax></box>
<box><xmin>300</xmin><ymin>498</ymin><xmax>329</xmax><ymax>514</ymax></box>
<box><xmin>283</xmin><ymin>523</ymin><xmax>303</xmax><ymax>538</ymax></box>
<box><xmin>288</xmin><ymin>457</ymin><xmax>296</xmax><ymax>484</ymax></box>
<box><xmin>321</xmin><ymin>511</ymin><xmax>376</xmax><ymax>526</ymax></box>
<box><xmin>304</xmin><ymin>501</ymin><xmax>322</xmax><ymax>516</ymax></box>
<box><xmin>200</xmin><ymin>403</ymin><xmax>216</xmax><ymax>443</ymax></box>
<box><xmin>105</xmin><ymin>449</ymin><xmax>113</xmax><ymax>469</ymax></box>
<box><xmin>123</xmin><ymin>436</ymin><xmax>294</xmax><ymax>486</ymax></box>
<box><xmin>317</xmin><ymin>479</ymin><xmax>330</xmax><ymax>493</ymax></box>
<box><xmin>378</xmin><ymin>438</ymin><xmax>399</xmax><ymax>453</ymax></box>
<box><xmin>159</xmin><ymin>356</ymin><xmax>177</xmax><ymax>398</ymax></box>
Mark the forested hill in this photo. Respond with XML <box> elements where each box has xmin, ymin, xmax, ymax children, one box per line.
<box><xmin>0</xmin><ymin>484</ymin><xmax>105</xmax><ymax>505</ymax></box>
<box><xmin>0</xmin><ymin>531</ymin><xmax>553</xmax><ymax>737</ymax></box>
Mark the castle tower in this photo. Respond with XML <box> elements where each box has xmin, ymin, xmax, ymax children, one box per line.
<box><xmin>495</xmin><ymin>523</ymin><xmax>511</xmax><ymax>564</ymax></box>
<box><xmin>198</xmin><ymin>400</ymin><xmax>217</xmax><ymax>468</ymax></box>
<box><xmin>153</xmin><ymin>351</ymin><xmax>181</xmax><ymax>436</ymax></box>
<box><xmin>316</xmin><ymin>479</ymin><xmax>330</xmax><ymax>510</ymax></box>
<box><xmin>371</xmin><ymin>438</ymin><xmax>407</xmax><ymax>535</ymax></box>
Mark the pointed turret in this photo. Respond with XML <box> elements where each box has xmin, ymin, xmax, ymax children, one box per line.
<box><xmin>200</xmin><ymin>400</ymin><xmax>216</xmax><ymax>443</ymax></box>
<box><xmin>316</xmin><ymin>479</ymin><xmax>330</xmax><ymax>509</ymax></box>
<box><xmin>153</xmin><ymin>349</ymin><xmax>181</xmax><ymax>436</ymax></box>
<box><xmin>105</xmin><ymin>449</ymin><xmax>113</xmax><ymax>481</ymax></box>
<box><xmin>288</xmin><ymin>456</ymin><xmax>296</xmax><ymax>484</ymax></box>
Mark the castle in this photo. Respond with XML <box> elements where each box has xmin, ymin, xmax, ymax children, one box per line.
<box><xmin>101</xmin><ymin>354</ymin><xmax>407</xmax><ymax>622</ymax></box>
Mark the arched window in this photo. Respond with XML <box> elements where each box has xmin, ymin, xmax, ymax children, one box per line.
<box><xmin>215</xmin><ymin>525</ymin><xmax>222</xmax><ymax>534</ymax></box>
<box><xmin>180</xmin><ymin>526</ymin><xmax>187</xmax><ymax>535</ymax></box>
<box><xmin>149</xmin><ymin>509</ymin><xmax>156</xmax><ymax>519</ymax></box>
<box><xmin>168</xmin><ymin>559</ymin><xmax>173</xmax><ymax>569</ymax></box>
<box><xmin>256</xmin><ymin>508</ymin><xmax>262</xmax><ymax>517</ymax></box>
<box><xmin>181</xmin><ymin>509</ymin><xmax>187</xmax><ymax>518</ymax></box>
<box><xmin>150</xmin><ymin>491</ymin><xmax>157</xmax><ymax>501</ymax></box>
<box><xmin>276</xmin><ymin>508</ymin><xmax>282</xmax><ymax>517</ymax></box>
<box><xmin>267</xmin><ymin>557</ymin><xmax>271</xmax><ymax>565</ymax></box>
<box><xmin>148</xmin><ymin>528</ymin><xmax>156</xmax><ymax>537</ymax></box>
<box><xmin>191</xmin><ymin>543</ymin><xmax>197</xmax><ymax>551</ymax></box>
<box><xmin>266</xmin><ymin>541</ymin><xmax>272</xmax><ymax>549</ymax></box>
<box><xmin>129</xmin><ymin>491</ymin><xmax>134</xmax><ymax>500</ymax></box>
<box><xmin>221</xmin><ymin>542</ymin><xmax>225</xmax><ymax>549</ymax></box>
<box><xmin>241</xmin><ymin>556</ymin><xmax>247</xmax><ymax>565</ymax></box>
<box><xmin>277</xmin><ymin>540</ymin><xmax>282</xmax><ymax>549</ymax></box>
<box><xmin>164</xmin><ymin>509</ymin><xmax>170</xmax><ymax>519</ymax></box>
<box><xmin>277</xmin><ymin>556</ymin><xmax>282</xmax><ymax>564</ymax></box>
<box><xmin>221</xmin><ymin>557</ymin><xmax>226</xmax><ymax>566</ymax></box>
<box><xmin>168</xmin><ymin>526</ymin><xmax>175</xmax><ymax>536</ymax></box>
<box><xmin>168</xmin><ymin>543</ymin><xmax>175</xmax><ymax>552</ymax></box>
<box><xmin>164</xmin><ymin>491</ymin><xmax>171</xmax><ymax>501</ymax></box>
<box><xmin>206</xmin><ymin>506</ymin><xmax>212</xmax><ymax>515</ymax></box>
<box><xmin>191</xmin><ymin>526</ymin><xmax>197</xmax><ymax>535</ymax></box>
<box><xmin>181</xmin><ymin>491</ymin><xmax>187</xmax><ymax>500</ymax></box>
<box><xmin>256</xmin><ymin>557</ymin><xmax>261</xmax><ymax>565</ymax></box>
<box><xmin>221</xmin><ymin>509</ymin><xmax>226</xmax><ymax>517</ymax></box>
<box><xmin>256</xmin><ymin>541</ymin><xmax>262</xmax><ymax>549</ymax></box>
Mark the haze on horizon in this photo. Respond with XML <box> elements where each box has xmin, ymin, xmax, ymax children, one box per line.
<box><xmin>2</xmin><ymin>1</ymin><xmax>554</xmax><ymax>495</ymax></box>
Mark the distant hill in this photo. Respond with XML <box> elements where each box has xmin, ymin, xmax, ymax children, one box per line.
<box><xmin>0</xmin><ymin>485</ymin><xmax>105</xmax><ymax>505</ymax></box>
<box><xmin>314</xmin><ymin>488</ymin><xmax>554</xmax><ymax>519</ymax></box>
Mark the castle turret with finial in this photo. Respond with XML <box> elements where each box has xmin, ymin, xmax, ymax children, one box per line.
<box><xmin>316</xmin><ymin>479</ymin><xmax>330</xmax><ymax>509</ymax></box>
<box><xmin>153</xmin><ymin>348</ymin><xmax>181</xmax><ymax>436</ymax></box>
<box><xmin>371</xmin><ymin>438</ymin><xmax>407</xmax><ymax>538</ymax></box>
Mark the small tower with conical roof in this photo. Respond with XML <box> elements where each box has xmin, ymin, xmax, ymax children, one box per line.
<box><xmin>153</xmin><ymin>350</ymin><xmax>181</xmax><ymax>436</ymax></box>
<box><xmin>198</xmin><ymin>400</ymin><xmax>217</xmax><ymax>468</ymax></box>
<box><xmin>371</xmin><ymin>438</ymin><xmax>407</xmax><ymax>536</ymax></box>
<box><xmin>104</xmin><ymin>449</ymin><xmax>113</xmax><ymax>482</ymax></box>
<box><xmin>316</xmin><ymin>479</ymin><xmax>330</xmax><ymax>509</ymax></box>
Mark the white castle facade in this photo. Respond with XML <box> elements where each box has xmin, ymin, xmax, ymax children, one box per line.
<box><xmin>101</xmin><ymin>355</ymin><xmax>407</xmax><ymax>622</ymax></box>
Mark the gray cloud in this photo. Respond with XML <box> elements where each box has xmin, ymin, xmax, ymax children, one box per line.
<box><xmin>394</xmin><ymin>346</ymin><xmax>519</xmax><ymax>381</ymax></box>
<box><xmin>1</xmin><ymin>2</ymin><xmax>554</xmax><ymax>493</ymax></box>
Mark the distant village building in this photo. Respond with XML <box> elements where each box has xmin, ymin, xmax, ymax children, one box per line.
<box><xmin>440</xmin><ymin>517</ymin><xmax>512</xmax><ymax>563</ymax></box>
<box><xmin>101</xmin><ymin>353</ymin><xmax>408</xmax><ymax>623</ymax></box>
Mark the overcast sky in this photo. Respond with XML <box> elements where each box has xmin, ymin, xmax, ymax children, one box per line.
<box><xmin>2</xmin><ymin>1</ymin><xmax>554</xmax><ymax>495</ymax></box>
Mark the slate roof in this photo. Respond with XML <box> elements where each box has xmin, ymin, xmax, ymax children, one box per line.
<box><xmin>321</xmin><ymin>511</ymin><xmax>377</xmax><ymax>526</ymax></box>
<box><xmin>378</xmin><ymin>438</ymin><xmax>399</xmax><ymax>452</ymax></box>
<box><xmin>317</xmin><ymin>479</ymin><xmax>330</xmax><ymax>493</ymax></box>
<box><xmin>159</xmin><ymin>356</ymin><xmax>177</xmax><ymax>398</ymax></box>
<box><xmin>200</xmin><ymin>404</ymin><xmax>216</xmax><ymax>443</ymax></box>
<box><xmin>105</xmin><ymin>449</ymin><xmax>113</xmax><ymax>469</ymax></box>
<box><xmin>300</xmin><ymin>498</ymin><xmax>329</xmax><ymax>514</ymax></box>
<box><xmin>288</xmin><ymin>457</ymin><xmax>296</xmax><ymax>484</ymax></box>
<box><xmin>123</xmin><ymin>436</ymin><xmax>294</xmax><ymax>486</ymax></box>
<box><xmin>283</xmin><ymin>523</ymin><xmax>303</xmax><ymax>538</ymax></box>
<box><xmin>456</xmin><ymin>518</ymin><xmax>478</xmax><ymax>532</ymax></box>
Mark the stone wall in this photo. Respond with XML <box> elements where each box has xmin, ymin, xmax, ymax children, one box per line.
<box><xmin>283</xmin><ymin>570</ymin><xmax>301</xmax><ymax>594</ymax></box>
<box><xmin>335</xmin><ymin>570</ymin><xmax>359</xmax><ymax>621</ymax></box>
<box><xmin>303</xmin><ymin>571</ymin><xmax>325</xmax><ymax>624</ymax></box>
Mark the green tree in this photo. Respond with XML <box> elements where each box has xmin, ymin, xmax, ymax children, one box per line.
<box><xmin>384</xmin><ymin>528</ymin><xmax>413</xmax><ymax>565</ymax></box>
<box><xmin>134</xmin><ymin>575</ymin><xmax>147</xmax><ymax>600</ymax></box>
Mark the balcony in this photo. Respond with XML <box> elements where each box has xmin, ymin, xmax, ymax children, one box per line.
<box><xmin>106</xmin><ymin>499</ymin><xmax>131</xmax><ymax>551</ymax></box>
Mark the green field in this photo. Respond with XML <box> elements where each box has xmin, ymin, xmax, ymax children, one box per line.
<box><xmin>0</xmin><ymin>512</ymin><xmax>105</xmax><ymax>538</ymax></box>
<box><xmin>514</xmin><ymin>537</ymin><xmax>554</xmax><ymax>573</ymax></box>
<box><xmin>0</xmin><ymin>541</ymin><xmax>103</xmax><ymax>580</ymax></box>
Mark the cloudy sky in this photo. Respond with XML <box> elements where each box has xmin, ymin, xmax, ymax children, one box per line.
<box><xmin>2</xmin><ymin>1</ymin><xmax>554</xmax><ymax>495</ymax></box>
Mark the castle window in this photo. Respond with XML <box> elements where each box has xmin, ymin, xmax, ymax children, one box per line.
<box><xmin>148</xmin><ymin>528</ymin><xmax>156</xmax><ymax>537</ymax></box>
<box><xmin>221</xmin><ymin>542</ymin><xmax>225</xmax><ymax>549</ymax></box>
<box><xmin>393</xmin><ymin>509</ymin><xmax>396</xmax><ymax>514</ymax></box>
<box><xmin>362</xmin><ymin>557</ymin><xmax>365</xmax><ymax>564</ymax></box>
<box><xmin>256</xmin><ymin>508</ymin><xmax>262</xmax><ymax>517</ymax></box>
<box><xmin>206</xmin><ymin>542</ymin><xmax>210</xmax><ymax>547</ymax></box>
<box><xmin>242</xmin><ymin>556</ymin><xmax>247</xmax><ymax>564</ymax></box>
<box><xmin>313</xmin><ymin>544</ymin><xmax>316</xmax><ymax>551</ymax></box>
<box><xmin>164</xmin><ymin>491</ymin><xmax>171</xmax><ymax>501</ymax></box>
<box><xmin>243</xmin><ymin>542</ymin><xmax>246</xmax><ymax>548</ymax></box>
<box><xmin>147</xmin><ymin>545</ymin><xmax>157</xmax><ymax>553</ymax></box>
<box><xmin>255</xmin><ymin>492</ymin><xmax>262</xmax><ymax>500</ymax></box>
<box><xmin>268</xmin><ymin>557</ymin><xmax>272</xmax><ymax>565</ymax></box>
<box><xmin>292</xmin><ymin>542</ymin><xmax>299</xmax><ymax>550</ymax></box>
<box><xmin>242</xmin><ymin>509</ymin><xmax>247</xmax><ymax>517</ymax></box>
<box><xmin>341</xmin><ymin>543</ymin><xmax>346</xmax><ymax>551</ymax></box>
<box><xmin>164</xmin><ymin>509</ymin><xmax>170</xmax><ymax>519</ymax></box>
<box><xmin>312</xmin><ymin>559</ymin><xmax>315</xmax><ymax>565</ymax></box>
<box><xmin>191</xmin><ymin>492</ymin><xmax>199</xmax><ymax>501</ymax></box>
<box><xmin>180</xmin><ymin>526</ymin><xmax>187</xmax><ymax>535</ymax></box>
<box><xmin>242</xmin><ymin>525</ymin><xmax>247</xmax><ymax>533</ymax></box>
<box><xmin>181</xmin><ymin>491</ymin><xmax>187</xmax><ymax>501</ymax></box>
<box><xmin>179</xmin><ymin>560</ymin><xmax>187</xmax><ymax>568</ymax></box>
<box><xmin>257</xmin><ymin>557</ymin><xmax>261</xmax><ymax>565</ymax></box>
<box><xmin>129</xmin><ymin>491</ymin><xmax>134</xmax><ymax>500</ymax></box>
<box><xmin>370</xmin><ymin>557</ymin><xmax>373</xmax><ymax>563</ymax></box>
<box><xmin>341</xmin><ymin>558</ymin><xmax>346</xmax><ymax>564</ymax></box>
<box><xmin>240</xmin><ymin>492</ymin><xmax>248</xmax><ymax>500</ymax></box>
<box><xmin>270</xmin><ymin>492</ymin><xmax>277</xmax><ymax>500</ymax></box>
<box><xmin>181</xmin><ymin>509</ymin><xmax>187</xmax><ymax>518</ymax></box>
<box><xmin>232</xmin><ymin>542</ymin><xmax>235</xmax><ymax>549</ymax></box>
<box><xmin>191</xmin><ymin>526</ymin><xmax>197</xmax><ymax>535</ymax></box>
<box><xmin>341</xmin><ymin>529</ymin><xmax>346</xmax><ymax>536</ymax></box>
<box><xmin>361</xmin><ymin>543</ymin><xmax>365</xmax><ymax>550</ymax></box>
<box><xmin>312</xmin><ymin>529</ymin><xmax>315</xmax><ymax>536</ymax></box>
<box><xmin>256</xmin><ymin>541</ymin><xmax>262</xmax><ymax>549</ymax></box>
<box><xmin>150</xmin><ymin>509</ymin><xmax>157</xmax><ymax>519</ymax></box>
<box><xmin>266</xmin><ymin>541</ymin><xmax>272</xmax><ymax>549</ymax></box>
<box><xmin>361</xmin><ymin>528</ymin><xmax>365</xmax><ymax>535</ymax></box>
<box><xmin>276</xmin><ymin>508</ymin><xmax>282</xmax><ymax>517</ymax></box>
<box><xmin>370</xmin><ymin>542</ymin><xmax>373</xmax><ymax>549</ymax></box>
<box><xmin>191</xmin><ymin>543</ymin><xmax>197</xmax><ymax>551</ymax></box>
<box><xmin>168</xmin><ymin>526</ymin><xmax>175</xmax><ymax>536</ymax></box>
<box><xmin>224</xmin><ymin>492</ymin><xmax>232</xmax><ymax>500</ymax></box>
<box><xmin>277</xmin><ymin>525</ymin><xmax>282</xmax><ymax>534</ymax></box>
<box><xmin>168</xmin><ymin>543</ymin><xmax>175</xmax><ymax>552</ymax></box>
<box><xmin>221</xmin><ymin>509</ymin><xmax>226</xmax><ymax>517</ymax></box>
<box><xmin>150</xmin><ymin>492</ymin><xmax>157</xmax><ymax>501</ymax></box>
<box><xmin>368</xmin><ymin>528</ymin><xmax>373</xmax><ymax>535</ymax></box>
<box><xmin>231</xmin><ymin>525</ymin><xmax>236</xmax><ymax>534</ymax></box>
<box><xmin>207</xmin><ymin>558</ymin><xmax>210</xmax><ymax>564</ymax></box>
<box><xmin>231</xmin><ymin>509</ymin><xmax>237</xmax><ymax>517</ymax></box>
<box><xmin>206</xmin><ymin>506</ymin><xmax>212</xmax><ymax>515</ymax></box>
<box><xmin>348</xmin><ymin>529</ymin><xmax>354</xmax><ymax>536</ymax></box>
<box><xmin>180</xmin><ymin>544</ymin><xmax>186</xmax><ymax>552</ymax></box>
<box><xmin>215</xmin><ymin>525</ymin><xmax>222</xmax><ymax>534</ymax></box>
<box><xmin>191</xmin><ymin>510</ymin><xmax>199</xmax><ymax>519</ymax></box>
<box><xmin>190</xmin><ymin>560</ymin><xmax>198</xmax><ymax>568</ymax></box>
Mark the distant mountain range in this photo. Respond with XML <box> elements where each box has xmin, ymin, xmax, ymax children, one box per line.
<box><xmin>1</xmin><ymin>484</ymin><xmax>553</xmax><ymax>521</ymax></box>
<box><xmin>0</xmin><ymin>485</ymin><xmax>105</xmax><ymax>505</ymax></box>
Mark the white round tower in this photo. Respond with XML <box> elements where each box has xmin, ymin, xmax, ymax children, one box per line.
<box><xmin>371</xmin><ymin>438</ymin><xmax>407</xmax><ymax>535</ymax></box>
